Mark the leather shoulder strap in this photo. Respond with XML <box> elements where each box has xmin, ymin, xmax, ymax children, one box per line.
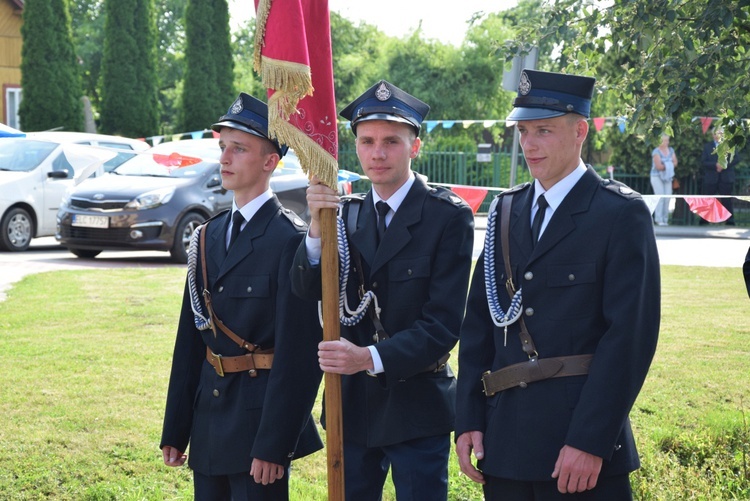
<box><xmin>500</xmin><ymin>193</ymin><xmax>538</xmax><ymax>357</ymax></box>
<box><xmin>199</xmin><ymin>220</ymin><xmax>258</xmax><ymax>353</ymax></box>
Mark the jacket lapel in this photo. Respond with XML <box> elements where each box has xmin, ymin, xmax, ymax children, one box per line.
<box><xmin>371</xmin><ymin>176</ymin><xmax>427</xmax><ymax>273</ymax></box>
<box><xmin>528</xmin><ymin>167</ymin><xmax>600</xmax><ymax>263</ymax></box>
<box><xmin>217</xmin><ymin>197</ymin><xmax>281</xmax><ymax>279</ymax></box>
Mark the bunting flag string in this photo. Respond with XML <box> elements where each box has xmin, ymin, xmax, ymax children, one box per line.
<box><xmin>141</xmin><ymin>115</ymin><xmax>736</xmax><ymax>144</ymax></box>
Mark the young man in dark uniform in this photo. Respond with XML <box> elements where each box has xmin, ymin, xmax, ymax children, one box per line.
<box><xmin>161</xmin><ymin>93</ymin><xmax>323</xmax><ymax>500</ymax></box>
<box><xmin>455</xmin><ymin>70</ymin><xmax>660</xmax><ymax>500</ymax></box>
<box><xmin>291</xmin><ymin>80</ymin><xmax>474</xmax><ymax>500</ymax></box>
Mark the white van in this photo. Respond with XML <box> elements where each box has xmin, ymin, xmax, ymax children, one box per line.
<box><xmin>0</xmin><ymin>131</ymin><xmax>150</xmax><ymax>251</ymax></box>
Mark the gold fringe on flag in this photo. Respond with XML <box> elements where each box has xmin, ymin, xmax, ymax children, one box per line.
<box><xmin>253</xmin><ymin>0</ymin><xmax>338</xmax><ymax>190</ymax></box>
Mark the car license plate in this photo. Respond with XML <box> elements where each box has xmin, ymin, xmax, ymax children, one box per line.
<box><xmin>72</xmin><ymin>214</ymin><xmax>109</xmax><ymax>229</ymax></box>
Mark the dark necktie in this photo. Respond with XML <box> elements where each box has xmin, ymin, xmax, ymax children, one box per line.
<box><xmin>531</xmin><ymin>194</ymin><xmax>549</xmax><ymax>245</ymax></box>
<box><xmin>376</xmin><ymin>201</ymin><xmax>390</xmax><ymax>244</ymax></box>
<box><xmin>228</xmin><ymin>211</ymin><xmax>245</xmax><ymax>250</ymax></box>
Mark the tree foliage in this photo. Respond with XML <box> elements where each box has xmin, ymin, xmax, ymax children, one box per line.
<box><xmin>100</xmin><ymin>0</ymin><xmax>160</xmax><ymax>137</ymax></box>
<box><xmin>500</xmin><ymin>0</ymin><xmax>750</xmax><ymax>172</ymax></box>
<box><xmin>20</xmin><ymin>0</ymin><xmax>83</xmax><ymax>132</ymax></box>
<box><xmin>181</xmin><ymin>0</ymin><xmax>234</xmax><ymax>131</ymax></box>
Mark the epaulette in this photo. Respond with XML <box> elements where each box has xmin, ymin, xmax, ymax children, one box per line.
<box><xmin>428</xmin><ymin>185</ymin><xmax>470</xmax><ymax>208</ymax></box>
<box><xmin>600</xmin><ymin>178</ymin><xmax>642</xmax><ymax>200</ymax></box>
<box><xmin>205</xmin><ymin>208</ymin><xmax>229</xmax><ymax>224</ymax></box>
<box><xmin>341</xmin><ymin>193</ymin><xmax>367</xmax><ymax>205</ymax></box>
<box><xmin>492</xmin><ymin>181</ymin><xmax>531</xmax><ymax>201</ymax></box>
<box><xmin>280</xmin><ymin>207</ymin><xmax>308</xmax><ymax>229</ymax></box>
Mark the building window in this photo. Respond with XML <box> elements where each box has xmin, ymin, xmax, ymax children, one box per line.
<box><xmin>6</xmin><ymin>87</ymin><xmax>22</xmax><ymax>130</ymax></box>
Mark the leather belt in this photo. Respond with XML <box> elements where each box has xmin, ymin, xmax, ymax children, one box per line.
<box><xmin>206</xmin><ymin>347</ymin><xmax>274</xmax><ymax>377</ymax></box>
<box><xmin>482</xmin><ymin>354</ymin><xmax>593</xmax><ymax>396</ymax></box>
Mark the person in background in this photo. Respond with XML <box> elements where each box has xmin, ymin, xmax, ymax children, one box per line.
<box><xmin>291</xmin><ymin>80</ymin><xmax>474</xmax><ymax>501</ymax></box>
<box><xmin>160</xmin><ymin>93</ymin><xmax>323</xmax><ymax>501</ymax></box>
<box><xmin>455</xmin><ymin>69</ymin><xmax>660</xmax><ymax>500</ymax></box>
<box><xmin>650</xmin><ymin>133</ymin><xmax>677</xmax><ymax>226</ymax></box>
<box><xmin>701</xmin><ymin>127</ymin><xmax>737</xmax><ymax>225</ymax></box>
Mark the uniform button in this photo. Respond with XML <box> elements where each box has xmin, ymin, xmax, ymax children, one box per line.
<box><xmin>524</xmin><ymin>271</ymin><xmax>533</xmax><ymax>281</ymax></box>
<box><xmin>407</xmin><ymin>269</ymin><xmax>413</xmax><ymax>276</ymax></box>
<box><xmin>568</xmin><ymin>274</ymin><xmax>575</xmax><ymax>281</ymax></box>
<box><xmin>217</xmin><ymin>286</ymin><xmax>224</xmax><ymax>293</ymax></box>
<box><xmin>372</xmin><ymin>282</ymin><xmax>378</xmax><ymax>288</ymax></box>
<box><xmin>247</xmin><ymin>286</ymin><xmax>252</xmax><ymax>293</ymax></box>
<box><xmin>212</xmin><ymin>389</ymin><xmax>220</xmax><ymax>397</ymax></box>
<box><xmin>525</xmin><ymin>307</ymin><xmax>534</xmax><ymax>316</ymax></box>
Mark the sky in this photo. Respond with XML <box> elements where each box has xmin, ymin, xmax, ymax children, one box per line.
<box><xmin>228</xmin><ymin>0</ymin><xmax>518</xmax><ymax>46</ymax></box>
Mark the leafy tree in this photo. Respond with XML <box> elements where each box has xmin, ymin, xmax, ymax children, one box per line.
<box><xmin>501</xmin><ymin>0</ymin><xmax>750</xmax><ymax>166</ymax></box>
<box><xmin>181</xmin><ymin>0</ymin><xmax>234</xmax><ymax>132</ymax></box>
<box><xmin>19</xmin><ymin>0</ymin><xmax>83</xmax><ymax>132</ymax></box>
<box><xmin>100</xmin><ymin>0</ymin><xmax>160</xmax><ymax>137</ymax></box>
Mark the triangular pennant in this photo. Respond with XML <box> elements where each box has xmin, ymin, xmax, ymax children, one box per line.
<box><xmin>700</xmin><ymin>117</ymin><xmax>714</xmax><ymax>134</ymax></box>
<box><xmin>685</xmin><ymin>197</ymin><xmax>732</xmax><ymax>223</ymax></box>
<box><xmin>451</xmin><ymin>186</ymin><xmax>488</xmax><ymax>214</ymax></box>
<box><xmin>593</xmin><ymin>117</ymin><xmax>606</xmax><ymax>132</ymax></box>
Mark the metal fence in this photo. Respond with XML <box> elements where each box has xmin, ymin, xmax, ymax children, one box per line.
<box><xmin>340</xmin><ymin>145</ymin><xmax>749</xmax><ymax>226</ymax></box>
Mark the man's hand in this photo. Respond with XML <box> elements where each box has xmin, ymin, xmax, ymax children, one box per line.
<box><xmin>162</xmin><ymin>445</ymin><xmax>187</xmax><ymax>467</ymax></box>
<box><xmin>318</xmin><ymin>338</ymin><xmax>373</xmax><ymax>374</ymax></box>
<box><xmin>455</xmin><ymin>431</ymin><xmax>486</xmax><ymax>484</ymax></box>
<box><xmin>250</xmin><ymin>458</ymin><xmax>285</xmax><ymax>485</ymax></box>
<box><xmin>306</xmin><ymin>176</ymin><xmax>340</xmax><ymax>238</ymax></box>
<box><xmin>551</xmin><ymin>445</ymin><xmax>603</xmax><ymax>493</ymax></box>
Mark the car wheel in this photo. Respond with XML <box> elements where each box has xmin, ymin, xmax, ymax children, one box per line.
<box><xmin>170</xmin><ymin>212</ymin><xmax>204</xmax><ymax>264</ymax></box>
<box><xmin>69</xmin><ymin>248</ymin><xmax>102</xmax><ymax>259</ymax></box>
<box><xmin>0</xmin><ymin>207</ymin><xmax>33</xmax><ymax>252</ymax></box>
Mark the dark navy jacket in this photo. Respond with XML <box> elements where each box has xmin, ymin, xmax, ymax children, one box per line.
<box><xmin>456</xmin><ymin>167</ymin><xmax>660</xmax><ymax>481</ymax></box>
<box><xmin>161</xmin><ymin>197</ymin><xmax>323</xmax><ymax>475</ymax></box>
<box><xmin>291</xmin><ymin>175</ymin><xmax>474</xmax><ymax>447</ymax></box>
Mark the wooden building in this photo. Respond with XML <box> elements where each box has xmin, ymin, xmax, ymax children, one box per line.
<box><xmin>0</xmin><ymin>0</ymin><xmax>23</xmax><ymax>129</ymax></box>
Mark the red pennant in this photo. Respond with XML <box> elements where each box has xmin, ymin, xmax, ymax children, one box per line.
<box><xmin>451</xmin><ymin>186</ymin><xmax>488</xmax><ymax>214</ymax></box>
<box><xmin>593</xmin><ymin>117</ymin><xmax>606</xmax><ymax>132</ymax></box>
<box><xmin>211</xmin><ymin>130</ymin><xmax>220</xmax><ymax>139</ymax></box>
<box><xmin>152</xmin><ymin>152</ymin><xmax>202</xmax><ymax>168</ymax></box>
<box><xmin>685</xmin><ymin>197</ymin><xmax>732</xmax><ymax>223</ymax></box>
<box><xmin>700</xmin><ymin>117</ymin><xmax>713</xmax><ymax>134</ymax></box>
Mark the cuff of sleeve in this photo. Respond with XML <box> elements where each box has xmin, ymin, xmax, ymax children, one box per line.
<box><xmin>305</xmin><ymin>232</ymin><xmax>322</xmax><ymax>265</ymax></box>
<box><xmin>366</xmin><ymin>345</ymin><xmax>384</xmax><ymax>375</ymax></box>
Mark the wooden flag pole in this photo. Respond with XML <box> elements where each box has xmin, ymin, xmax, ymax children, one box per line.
<box><xmin>320</xmin><ymin>206</ymin><xmax>345</xmax><ymax>500</ymax></box>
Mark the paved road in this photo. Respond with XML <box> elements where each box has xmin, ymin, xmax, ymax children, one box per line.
<box><xmin>1</xmin><ymin>223</ymin><xmax>748</xmax><ymax>302</ymax></box>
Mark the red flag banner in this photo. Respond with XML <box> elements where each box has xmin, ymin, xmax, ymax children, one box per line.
<box><xmin>253</xmin><ymin>0</ymin><xmax>338</xmax><ymax>189</ymax></box>
<box><xmin>593</xmin><ymin>117</ymin><xmax>606</xmax><ymax>132</ymax></box>
<box><xmin>451</xmin><ymin>186</ymin><xmax>488</xmax><ymax>214</ymax></box>
<box><xmin>685</xmin><ymin>197</ymin><xmax>732</xmax><ymax>223</ymax></box>
<box><xmin>700</xmin><ymin>116</ymin><xmax>714</xmax><ymax>134</ymax></box>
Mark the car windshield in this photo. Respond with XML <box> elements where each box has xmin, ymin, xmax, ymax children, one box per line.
<box><xmin>0</xmin><ymin>139</ymin><xmax>58</xmax><ymax>172</ymax></box>
<box><xmin>113</xmin><ymin>143</ymin><xmax>220</xmax><ymax>178</ymax></box>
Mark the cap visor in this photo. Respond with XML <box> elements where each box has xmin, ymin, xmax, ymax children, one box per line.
<box><xmin>211</xmin><ymin>120</ymin><xmax>266</xmax><ymax>139</ymax></box>
<box><xmin>505</xmin><ymin>107</ymin><xmax>566</xmax><ymax>125</ymax></box>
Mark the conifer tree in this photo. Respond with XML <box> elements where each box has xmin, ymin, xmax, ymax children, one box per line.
<box><xmin>181</xmin><ymin>0</ymin><xmax>234</xmax><ymax>132</ymax></box>
<box><xmin>19</xmin><ymin>0</ymin><xmax>83</xmax><ymax>132</ymax></box>
<box><xmin>100</xmin><ymin>0</ymin><xmax>159</xmax><ymax>137</ymax></box>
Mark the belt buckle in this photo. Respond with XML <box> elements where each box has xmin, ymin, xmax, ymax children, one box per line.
<box><xmin>210</xmin><ymin>350</ymin><xmax>224</xmax><ymax>377</ymax></box>
<box><xmin>481</xmin><ymin>370</ymin><xmax>494</xmax><ymax>396</ymax></box>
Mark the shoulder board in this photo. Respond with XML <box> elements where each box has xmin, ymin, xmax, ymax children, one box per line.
<box><xmin>280</xmin><ymin>207</ymin><xmax>308</xmax><ymax>229</ymax></box>
<box><xmin>341</xmin><ymin>193</ymin><xmax>367</xmax><ymax>205</ymax></box>
<box><xmin>497</xmin><ymin>182</ymin><xmax>531</xmax><ymax>198</ymax></box>
<box><xmin>599</xmin><ymin>178</ymin><xmax>642</xmax><ymax>199</ymax></box>
<box><xmin>428</xmin><ymin>186</ymin><xmax>470</xmax><ymax>208</ymax></box>
<box><xmin>196</xmin><ymin>209</ymin><xmax>229</xmax><ymax>233</ymax></box>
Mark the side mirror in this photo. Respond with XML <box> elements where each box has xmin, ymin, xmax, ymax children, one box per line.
<box><xmin>48</xmin><ymin>170</ymin><xmax>69</xmax><ymax>179</ymax></box>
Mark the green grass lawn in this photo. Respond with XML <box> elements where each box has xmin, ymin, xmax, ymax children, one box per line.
<box><xmin>0</xmin><ymin>265</ymin><xmax>748</xmax><ymax>500</ymax></box>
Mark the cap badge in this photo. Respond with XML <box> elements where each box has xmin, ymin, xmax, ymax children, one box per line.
<box><xmin>519</xmin><ymin>71</ymin><xmax>532</xmax><ymax>95</ymax></box>
<box><xmin>230</xmin><ymin>98</ymin><xmax>243</xmax><ymax>114</ymax></box>
<box><xmin>375</xmin><ymin>82</ymin><xmax>391</xmax><ymax>101</ymax></box>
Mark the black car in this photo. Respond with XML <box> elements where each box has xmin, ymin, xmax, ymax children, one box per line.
<box><xmin>56</xmin><ymin>139</ymin><xmax>310</xmax><ymax>263</ymax></box>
